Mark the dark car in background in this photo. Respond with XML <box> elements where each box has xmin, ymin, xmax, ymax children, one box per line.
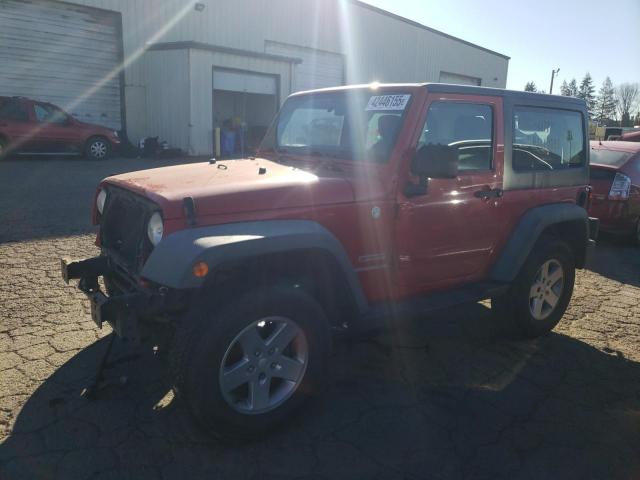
<box><xmin>589</xmin><ymin>141</ymin><xmax>640</xmax><ymax>245</ymax></box>
<box><xmin>0</xmin><ymin>96</ymin><xmax>120</xmax><ymax>160</ymax></box>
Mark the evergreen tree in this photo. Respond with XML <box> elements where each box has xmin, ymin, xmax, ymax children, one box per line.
<box><xmin>524</xmin><ymin>81</ymin><xmax>537</xmax><ymax>92</ymax></box>
<box><xmin>578</xmin><ymin>73</ymin><xmax>596</xmax><ymax>117</ymax></box>
<box><xmin>594</xmin><ymin>77</ymin><xmax>617</xmax><ymax>124</ymax></box>
<box><xmin>568</xmin><ymin>79</ymin><xmax>579</xmax><ymax>97</ymax></box>
<box><xmin>560</xmin><ymin>80</ymin><xmax>570</xmax><ymax>96</ymax></box>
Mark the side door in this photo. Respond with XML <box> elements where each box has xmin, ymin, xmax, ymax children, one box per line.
<box><xmin>32</xmin><ymin>103</ymin><xmax>76</xmax><ymax>153</ymax></box>
<box><xmin>394</xmin><ymin>94</ymin><xmax>505</xmax><ymax>296</ymax></box>
<box><xmin>0</xmin><ymin>98</ymin><xmax>33</xmax><ymax>153</ymax></box>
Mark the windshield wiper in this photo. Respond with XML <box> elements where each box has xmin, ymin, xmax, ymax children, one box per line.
<box><xmin>273</xmin><ymin>147</ymin><xmax>300</xmax><ymax>165</ymax></box>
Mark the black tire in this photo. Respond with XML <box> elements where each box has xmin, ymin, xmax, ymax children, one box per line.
<box><xmin>491</xmin><ymin>237</ymin><xmax>575</xmax><ymax>339</ymax></box>
<box><xmin>0</xmin><ymin>138</ymin><xmax>7</xmax><ymax>160</ymax></box>
<box><xmin>171</xmin><ymin>286</ymin><xmax>330</xmax><ymax>441</ymax></box>
<box><xmin>85</xmin><ymin>136</ymin><xmax>111</xmax><ymax>160</ymax></box>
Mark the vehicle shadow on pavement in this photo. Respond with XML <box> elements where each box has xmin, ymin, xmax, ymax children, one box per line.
<box><xmin>2</xmin><ymin>303</ymin><xmax>639</xmax><ymax>479</ymax></box>
<box><xmin>587</xmin><ymin>236</ymin><xmax>640</xmax><ymax>287</ymax></box>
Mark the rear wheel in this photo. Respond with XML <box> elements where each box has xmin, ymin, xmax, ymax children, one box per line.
<box><xmin>492</xmin><ymin>238</ymin><xmax>575</xmax><ymax>338</ymax></box>
<box><xmin>85</xmin><ymin>136</ymin><xmax>111</xmax><ymax>160</ymax></box>
<box><xmin>0</xmin><ymin>138</ymin><xmax>7</xmax><ymax>159</ymax></box>
<box><xmin>172</xmin><ymin>286</ymin><xmax>330</xmax><ymax>441</ymax></box>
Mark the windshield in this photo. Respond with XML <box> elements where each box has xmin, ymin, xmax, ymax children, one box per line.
<box><xmin>264</xmin><ymin>91</ymin><xmax>411</xmax><ymax>163</ymax></box>
<box><xmin>590</xmin><ymin>148</ymin><xmax>634</xmax><ymax>167</ymax></box>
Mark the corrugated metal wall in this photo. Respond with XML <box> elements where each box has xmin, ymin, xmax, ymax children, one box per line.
<box><xmin>144</xmin><ymin>49</ymin><xmax>190</xmax><ymax>149</ymax></box>
<box><xmin>72</xmin><ymin>0</ymin><xmax>508</xmax><ymax>88</ymax></box>
<box><xmin>0</xmin><ymin>0</ymin><xmax>122</xmax><ymax>129</ymax></box>
<box><xmin>58</xmin><ymin>0</ymin><xmax>509</xmax><ymax>153</ymax></box>
<box><xmin>265</xmin><ymin>41</ymin><xmax>344</xmax><ymax>92</ymax></box>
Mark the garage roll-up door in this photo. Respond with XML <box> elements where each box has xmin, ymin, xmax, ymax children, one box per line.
<box><xmin>266</xmin><ymin>41</ymin><xmax>344</xmax><ymax>93</ymax></box>
<box><xmin>213</xmin><ymin>70</ymin><xmax>277</xmax><ymax>95</ymax></box>
<box><xmin>0</xmin><ymin>0</ymin><xmax>122</xmax><ymax>129</ymax></box>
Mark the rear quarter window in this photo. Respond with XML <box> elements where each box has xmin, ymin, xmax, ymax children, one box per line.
<box><xmin>512</xmin><ymin>106</ymin><xmax>585</xmax><ymax>172</ymax></box>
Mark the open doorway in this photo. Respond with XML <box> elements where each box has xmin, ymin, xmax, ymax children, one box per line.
<box><xmin>212</xmin><ymin>68</ymin><xmax>279</xmax><ymax>157</ymax></box>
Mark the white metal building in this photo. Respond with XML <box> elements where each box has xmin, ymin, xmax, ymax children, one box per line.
<box><xmin>0</xmin><ymin>0</ymin><xmax>510</xmax><ymax>155</ymax></box>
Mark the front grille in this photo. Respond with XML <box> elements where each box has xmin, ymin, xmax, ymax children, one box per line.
<box><xmin>100</xmin><ymin>186</ymin><xmax>156</xmax><ymax>274</ymax></box>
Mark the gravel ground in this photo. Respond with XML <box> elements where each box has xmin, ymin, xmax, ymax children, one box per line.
<box><xmin>0</xmin><ymin>157</ymin><xmax>639</xmax><ymax>480</ymax></box>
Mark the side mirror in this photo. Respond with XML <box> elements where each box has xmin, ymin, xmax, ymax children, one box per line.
<box><xmin>411</xmin><ymin>144</ymin><xmax>459</xmax><ymax>179</ymax></box>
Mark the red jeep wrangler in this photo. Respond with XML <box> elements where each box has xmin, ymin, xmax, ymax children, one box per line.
<box><xmin>62</xmin><ymin>83</ymin><xmax>598</xmax><ymax>439</ymax></box>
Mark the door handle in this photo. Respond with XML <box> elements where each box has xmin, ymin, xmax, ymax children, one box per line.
<box><xmin>474</xmin><ymin>188</ymin><xmax>503</xmax><ymax>199</ymax></box>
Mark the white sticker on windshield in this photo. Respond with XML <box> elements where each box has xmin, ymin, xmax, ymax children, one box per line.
<box><xmin>366</xmin><ymin>94</ymin><xmax>411</xmax><ymax>111</ymax></box>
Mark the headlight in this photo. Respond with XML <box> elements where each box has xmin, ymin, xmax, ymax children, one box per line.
<box><xmin>96</xmin><ymin>189</ymin><xmax>107</xmax><ymax>215</ymax></box>
<box><xmin>147</xmin><ymin>212</ymin><xmax>164</xmax><ymax>246</ymax></box>
<box><xmin>113</xmin><ymin>130</ymin><xmax>119</xmax><ymax>138</ymax></box>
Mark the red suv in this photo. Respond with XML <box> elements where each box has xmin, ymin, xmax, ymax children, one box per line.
<box><xmin>0</xmin><ymin>96</ymin><xmax>120</xmax><ymax>160</ymax></box>
<box><xmin>61</xmin><ymin>83</ymin><xmax>598</xmax><ymax>440</ymax></box>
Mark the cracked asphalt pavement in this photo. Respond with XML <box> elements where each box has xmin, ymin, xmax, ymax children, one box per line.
<box><xmin>1</xmin><ymin>157</ymin><xmax>639</xmax><ymax>479</ymax></box>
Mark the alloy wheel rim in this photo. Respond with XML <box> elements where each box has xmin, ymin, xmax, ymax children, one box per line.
<box><xmin>91</xmin><ymin>141</ymin><xmax>107</xmax><ymax>158</ymax></box>
<box><xmin>219</xmin><ymin>316</ymin><xmax>308</xmax><ymax>415</ymax></box>
<box><xmin>529</xmin><ymin>259</ymin><xmax>564</xmax><ymax>321</ymax></box>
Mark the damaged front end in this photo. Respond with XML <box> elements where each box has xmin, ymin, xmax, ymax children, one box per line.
<box><xmin>61</xmin><ymin>255</ymin><xmax>190</xmax><ymax>344</ymax></box>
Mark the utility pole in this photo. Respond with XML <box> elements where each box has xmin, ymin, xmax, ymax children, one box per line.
<box><xmin>549</xmin><ymin>68</ymin><xmax>560</xmax><ymax>94</ymax></box>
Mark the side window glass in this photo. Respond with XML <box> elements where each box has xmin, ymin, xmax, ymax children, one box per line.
<box><xmin>34</xmin><ymin>104</ymin><xmax>50</xmax><ymax>123</ymax></box>
<box><xmin>0</xmin><ymin>99</ymin><xmax>29</xmax><ymax>122</ymax></box>
<box><xmin>366</xmin><ymin>112</ymin><xmax>403</xmax><ymax>152</ymax></box>
<box><xmin>49</xmin><ymin>107</ymin><xmax>69</xmax><ymax>124</ymax></box>
<box><xmin>418</xmin><ymin>102</ymin><xmax>493</xmax><ymax>171</ymax></box>
<box><xmin>513</xmin><ymin>107</ymin><xmax>585</xmax><ymax>171</ymax></box>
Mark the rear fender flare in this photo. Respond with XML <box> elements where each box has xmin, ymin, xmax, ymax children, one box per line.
<box><xmin>490</xmin><ymin>203</ymin><xmax>589</xmax><ymax>282</ymax></box>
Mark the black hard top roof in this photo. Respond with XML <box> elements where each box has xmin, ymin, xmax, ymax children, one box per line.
<box><xmin>293</xmin><ymin>83</ymin><xmax>586</xmax><ymax>108</ymax></box>
<box><xmin>423</xmin><ymin>83</ymin><xmax>586</xmax><ymax>105</ymax></box>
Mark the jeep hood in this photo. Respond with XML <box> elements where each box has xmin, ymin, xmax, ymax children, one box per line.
<box><xmin>104</xmin><ymin>159</ymin><xmax>355</xmax><ymax>219</ymax></box>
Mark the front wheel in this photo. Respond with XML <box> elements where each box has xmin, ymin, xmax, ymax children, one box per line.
<box><xmin>85</xmin><ymin>136</ymin><xmax>111</xmax><ymax>160</ymax></box>
<box><xmin>173</xmin><ymin>287</ymin><xmax>330</xmax><ymax>440</ymax></box>
<box><xmin>492</xmin><ymin>238</ymin><xmax>575</xmax><ymax>338</ymax></box>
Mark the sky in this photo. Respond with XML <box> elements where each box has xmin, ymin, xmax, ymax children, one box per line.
<box><xmin>361</xmin><ymin>0</ymin><xmax>640</xmax><ymax>92</ymax></box>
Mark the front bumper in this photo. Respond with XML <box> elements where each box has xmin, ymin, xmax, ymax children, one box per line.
<box><xmin>61</xmin><ymin>256</ymin><xmax>188</xmax><ymax>342</ymax></box>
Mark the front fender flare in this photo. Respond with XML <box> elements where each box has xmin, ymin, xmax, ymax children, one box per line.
<box><xmin>141</xmin><ymin>220</ymin><xmax>368</xmax><ymax>312</ymax></box>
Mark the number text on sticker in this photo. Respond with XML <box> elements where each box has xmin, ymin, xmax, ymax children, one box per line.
<box><xmin>366</xmin><ymin>95</ymin><xmax>411</xmax><ymax>111</ymax></box>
